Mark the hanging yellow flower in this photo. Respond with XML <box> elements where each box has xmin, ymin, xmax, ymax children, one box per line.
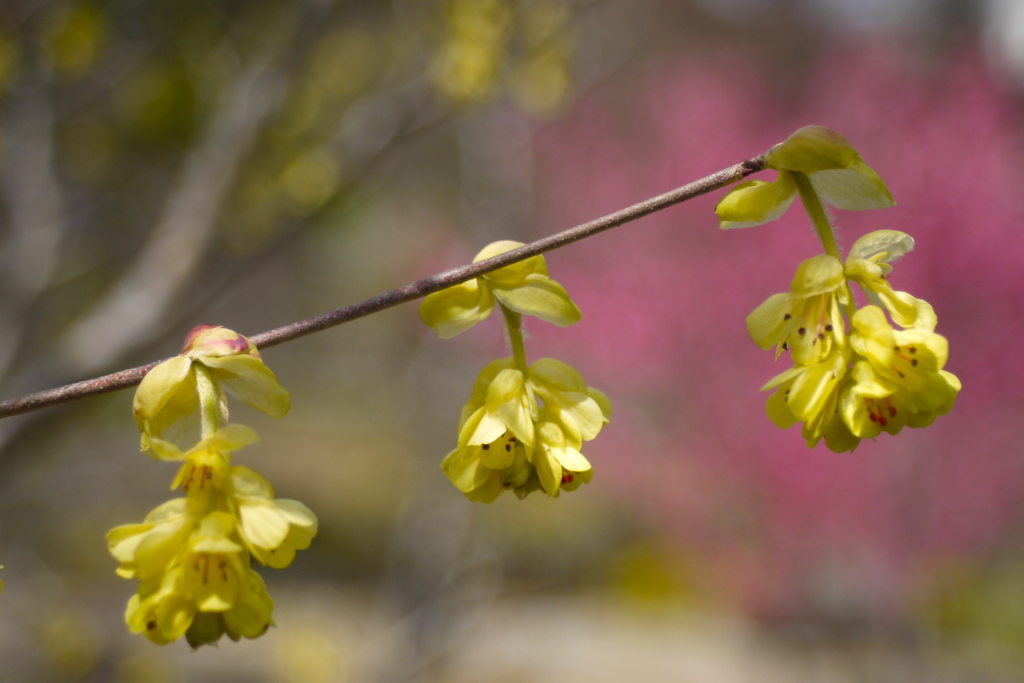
<box><xmin>441</xmin><ymin>357</ymin><xmax>609</xmax><ymax>502</ymax></box>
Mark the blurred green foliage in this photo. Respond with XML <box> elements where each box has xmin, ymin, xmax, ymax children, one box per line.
<box><xmin>918</xmin><ymin>558</ymin><xmax>1024</xmax><ymax>667</ymax></box>
<box><xmin>0</xmin><ymin>0</ymin><xmax>585</xmax><ymax>389</ymax></box>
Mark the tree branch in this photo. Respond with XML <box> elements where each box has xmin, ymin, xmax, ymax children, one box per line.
<box><xmin>0</xmin><ymin>155</ymin><xmax>764</xmax><ymax>419</ymax></box>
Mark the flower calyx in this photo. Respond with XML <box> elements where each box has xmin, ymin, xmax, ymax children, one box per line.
<box><xmin>133</xmin><ymin>325</ymin><xmax>290</xmax><ymax>452</ymax></box>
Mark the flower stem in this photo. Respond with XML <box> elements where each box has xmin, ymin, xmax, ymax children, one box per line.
<box><xmin>793</xmin><ymin>172</ymin><xmax>841</xmax><ymax>260</ymax></box>
<box><xmin>500</xmin><ymin>305</ymin><xmax>528</xmax><ymax>373</ymax></box>
<box><xmin>194</xmin><ymin>365</ymin><xmax>220</xmax><ymax>439</ymax></box>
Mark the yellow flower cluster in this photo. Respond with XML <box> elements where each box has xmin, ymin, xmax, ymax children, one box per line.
<box><xmin>109</xmin><ymin>326</ymin><xmax>316</xmax><ymax>647</ymax></box>
<box><xmin>430</xmin><ymin>0</ymin><xmax>575</xmax><ymax>114</ymax></box>
<box><xmin>421</xmin><ymin>241</ymin><xmax>610</xmax><ymax>501</ymax></box>
<box><xmin>716</xmin><ymin>127</ymin><xmax>960</xmax><ymax>452</ymax></box>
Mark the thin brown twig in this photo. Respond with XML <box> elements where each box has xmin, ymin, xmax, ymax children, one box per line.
<box><xmin>0</xmin><ymin>155</ymin><xmax>764</xmax><ymax>420</ymax></box>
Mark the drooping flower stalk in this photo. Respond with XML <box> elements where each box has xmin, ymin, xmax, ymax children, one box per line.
<box><xmin>719</xmin><ymin>126</ymin><xmax>959</xmax><ymax>452</ymax></box>
<box><xmin>792</xmin><ymin>171</ymin><xmax>841</xmax><ymax>261</ymax></box>
<box><xmin>422</xmin><ymin>241</ymin><xmax>610</xmax><ymax>501</ymax></box>
<box><xmin>109</xmin><ymin>325</ymin><xmax>317</xmax><ymax>647</ymax></box>
<box><xmin>500</xmin><ymin>304</ymin><xmax>529</xmax><ymax>374</ymax></box>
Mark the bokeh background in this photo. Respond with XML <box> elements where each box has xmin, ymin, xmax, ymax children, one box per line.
<box><xmin>1</xmin><ymin>0</ymin><xmax>1023</xmax><ymax>681</ymax></box>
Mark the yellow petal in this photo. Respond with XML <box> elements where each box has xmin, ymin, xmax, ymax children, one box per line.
<box><xmin>201</xmin><ymin>355</ymin><xmax>291</xmax><ymax>419</ymax></box>
<box><xmin>839</xmin><ymin>361</ymin><xmax>890</xmax><ymax>438</ymax></box>
<box><xmin>498</xmin><ymin>399</ymin><xmax>535</xmax><ymax>447</ymax></box>
<box><xmin>134</xmin><ymin>356</ymin><xmax>192</xmax><ymax>420</ymax></box>
<box><xmin>463</xmin><ymin>472</ymin><xmax>504</xmax><ymax>503</ymax></box>
<box><xmin>204</xmin><ymin>424</ymin><xmax>261</xmax><ymax>453</ymax></box>
<box><xmin>491</xmin><ymin>274</ymin><xmax>581</xmax><ymax>326</ymax></box>
<box><xmin>229</xmin><ymin>465</ymin><xmax>274</xmax><ymax>499</ymax></box>
<box><xmin>460</xmin><ymin>406</ymin><xmax>507</xmax><ymax>448</ymax></box>
<box><xmin>221</xmin><ymin>569</ymin><xmax>274</xmax><ymax>641</ymax></box>
<box><xmin>442</xmin><ymin>447</ymin><xmax>490</xmax><ymax>492</ymax></box>
<box><xmin>528</xmin><ymin>358</ymin><xmax>587</xmax><ymax>393</ymax></box>
<box><xmin>418</xmin><ymin>278</ymin><xmax>494</xmax><ymax>338</ymax></box>
<box><xmin>239</xmin><ymin>502</ymin><xmax>290</xmax><ymax>550</ymax></box>
<box><xmin>790</xmin><ymin>254</ymin><xmax>845</xmax><ymax>297</ymax></box>
<box><xmin>847</xmin><ymin>230</ymin><xmax>914</xmax><ymax>263</ymax></box>
<box><xmin>486</xmin><ymin>368</ymin><xmax>525</xmax><ymax>408</ymax></box>
<box><xmin>559</xmin><ymin>467</ymin><xmax>592</xmax><ymax>492</ymax></box>
<box><xmin>474</xmin><ymin>240</ymin><xmax>549</xmax><ymax>287</ymax></box>
<box><xmin>587</xmin><ymin>387</ymin><xmax>612</xmax><ymax>423</ymax></box>
<box><xmin>553</xmin><ymin>393</ymin><xmax>605</xmax><ymax>442</ymax></box>
<box><xmin>185</xmin><ymin>612</ymin><xmax>226</xmax><ymax>648</ymax></box>
<box><xmin>107</xmin><ymin>499</ymin><xmax>191</xmax><ymax>578</ymax></box>
<box><xmin>746</xmin><ymin>292</ymin><xmax>792</xmax><ymax>350</ymax></box>
<box><xmin>765</xmin><ymin>126</ymin><xmax>859</xmax><ymax>172</ymax></box>
<box><xmin>133</xmin><ymin>357</ymin><xmax>197</xmax><ymax>447</ymax></box>
<box><xmin>877</xmin><ymin>289</ymin><xmax>935</xmax><ymax>330</ymax></box>
<box><xmin>478</xmin><ymin>439</ymin><xmax>516</xmax><ymax>469</ymax></box>
<box><xmin>463</xmin><ymin>358</ymin><xmax>515</xmax><ymax>412</ymax></box>
<box><xmin>786</xmin><ymin>352</ymin><xmax>847</xmax><ymax>423</ymax></box>
<box><xmin>765</xmin><ymin>387</ymin><xmax>798</xmax><ymax>429</ymax></box>
<box><xmin>808</xmin><ymin>162</ymin><xmax>895</xmax><ymax>211</ymax></box>
<box><xmin>715</xmin><ymin>172</ymin><xmax>797</xmax><ymax>229</ymax></box>
<box><xmin>551</xmin><ymin>442</ymin><xmax>591</xmax><ymax>474</ymax></box>
<box><xmin>147</xmin><ymin>436</ymin><xmax>185</xmax><ymax>461</ymax></box>
<box><xmin>131</xmin><ymin>571</ymin><xmax>196</xmax><ymax>644</ymax></box>
<box><xmin>534</xmin><ymin>445</ymin><xmax>562</xmax><ymax>496</ymax></box>
<box><xmin>823</xmin><ymin>415</ymin><xmax>861</xmax><ymax>453</ymax></box>
<box><xmin>275</xmin><ymin>499</ymin><xmax>318</xmax><ymax>542</ymax></box>
<box><xmin>190</xmin><ymin>512</ymin><xmax>242</xmax><ymax>553</ymax></box>
<box><xmin>850</xmin><ymin>306</ymin><xmax>896</xmax><ymax>365</ymax></box>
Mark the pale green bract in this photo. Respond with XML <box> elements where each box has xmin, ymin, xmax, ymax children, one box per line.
<box><xmin>716</xmin><ymin>125</ymin><xmax>895</xmax><ymax>229</ymax></box>
<box><xmin>419</xmin><ymin>240</ymin><xmax>581</xmax><ymax>338</ymax></box>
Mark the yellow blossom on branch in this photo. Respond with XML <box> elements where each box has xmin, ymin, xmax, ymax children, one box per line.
<box><xmin>228</xmin><ymin>466</ymin><xmax>319</xmax><ymax>569</ymax></box>
<box><xmin>762</xmin><ymin>345</ymin><xmax>850</xmax><ymax>449</ymax></box>
<box><xmin>716</xmin><ymin>125</ymin><xmax>894</xmax><ymax>229</ymax></box>
<box><xmin>845</xmin><ymin>306</ymin><xmax>960</xmax><ymax>430</ymax></box>
<box><xmin>746</xmin><ymin>254</ymin><xmax>849</xmax><ymax>365</ymax></box>
<box><xmin>441</xmin><ymin>357</ymin><xmax>609</xmax><ymax>502</ymax></box>
<box><xmin>728</xmin><ymin>124</ymin><xmax>960</xmax><ymax>453</ymax></box>
<box><xmin>133</xmin><ymin>325</ymin><xmax>290</xmax><ymax>452</ymax></box>
<box><xmin>843</xmin><ymin>230</ymin><xmax>936</xmax><ymax>330</ymax></box>
<box><xmin>111</xmin><ymin>323</ymin><xmax>315</xmax><ymax>647</ymax></box>
<box><xmin>419</xmin><ymin>240</ymin><xmax>581</xmax><ymax>338</ymax></box>
<box><xmin>122</xmin><ymin>512</ymin><xmax>275</xmax><ymax>647</ymax></box>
